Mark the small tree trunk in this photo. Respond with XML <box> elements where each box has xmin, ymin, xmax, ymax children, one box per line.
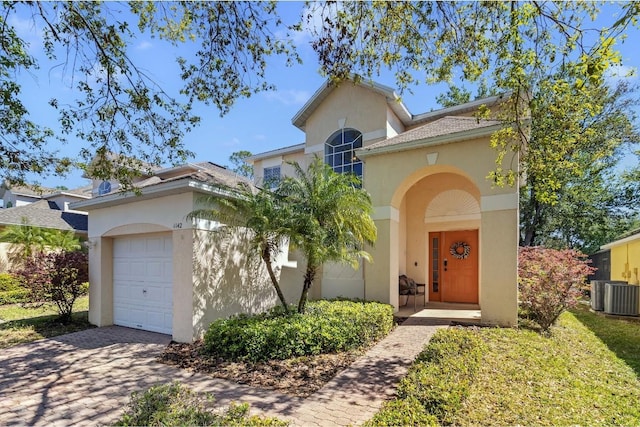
<box><xmin>298</xmin><ymin>265</ymin><xmax>316</xmax><ymax>313</ymax></box>
<box><xmin>261</xmin><ymin>245</ymin><xmax>289</xmax><ymax>313</ymax></box>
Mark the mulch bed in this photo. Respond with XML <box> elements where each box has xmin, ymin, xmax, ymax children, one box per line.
<box><xmin>158</xmin><ymin>340</ymin><xmax>362</xmax><ymax>397</ymax></box>
<box><xmin>158</xmin><ymin>316</ymin><xmax>407</xmax><ymax>397</ymax></box>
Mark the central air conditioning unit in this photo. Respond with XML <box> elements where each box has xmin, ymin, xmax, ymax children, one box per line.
<box><xmin>604</xmin><ymin>282</ymin><xmax>640</xmax><ymax>316</ymax></box>
<box><xmin>591</xmin><ymin>280</ymin><xmax>627</xmax><ymax>311</ymax></box>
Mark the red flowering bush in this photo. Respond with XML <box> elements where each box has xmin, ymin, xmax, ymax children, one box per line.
<box><xmin>13</xmin><ymin>251</ymin><xmax>88</xmax><ymax>323</ymax></box>
<box><xmin>518</xmin><ymin>246</ymin><xmax>595</xmax><ymax>332</ymax></box>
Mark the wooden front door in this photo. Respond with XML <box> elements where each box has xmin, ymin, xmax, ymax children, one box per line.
<box><xmin>429</xmin><ymin>230</ymin><xmax>479</xmax><ymax>304</ymax></box>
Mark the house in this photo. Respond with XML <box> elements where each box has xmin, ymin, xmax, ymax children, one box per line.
<box><xmin>71</xmin><ymin>162</ymin><xmax>291</xmax><ymax>342</ymax></box>
<box><xmin>0</xmin><ymin>183</ymin><xmax>92</xmax><ymax>271</ymax></box>
<box><xmin>248</xmin><ymin>80</ymin><xmax>519</xmax><ymax>327</ymax></box>
<box><xmin>74</xmin><ymin>79</ymin><xmax>520</xmax><ymax>343</ymax></box>
<box><xmin>600</xmin><ymin>228</ymin><xmax>640</xmax><ymax>284</ymax></box>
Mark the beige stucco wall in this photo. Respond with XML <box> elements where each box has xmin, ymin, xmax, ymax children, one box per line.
<box><xmin>0</xmin><ymin>242</ymin><xmax>11</xmax><ymax>272</ymax></box>
<box><xmin>191</xmin><ymin>228</ymin><xmax>281</xmax><ymax>339</ymax></box>
<box><xmin>362</xmin><ymin>136</ymin><xmax>519</xmax><ymax>326</ymax></box>
<box><xmin>86</xmin><ymin>191</ymin><xmax>290</xmax><ymax>342</ymax></box>
<box><xmin>304</xmin><ymin>83</ymin><xmax>392</xmax><ymax>148</ymax></box>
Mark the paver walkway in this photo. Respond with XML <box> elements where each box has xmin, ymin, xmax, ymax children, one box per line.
<box><xmin>0</xmin><ymin>317</ymin><xmax>448</xmax><ymax>426</ymax></box>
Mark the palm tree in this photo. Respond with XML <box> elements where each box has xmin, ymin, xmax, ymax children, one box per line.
<box><xmin>46</xmin><ymin>229</ymin><xmax>82</xmax><ymax>252</ymax></box>
<box><xmin>0</xmin><ymin>218</ymin><xmax>50</xmax><ymax>260</ymax></box>
<box><xmin>188</xmin><ymin>184</ymin><xmax>292</xmax><ymax>313</ymax></box>
<box><xmin>279</xmin><ymin>157</ymin><xmax>377</xmax><ymax>313</ymax></box>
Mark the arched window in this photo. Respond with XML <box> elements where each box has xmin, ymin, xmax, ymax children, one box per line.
<box><xmin>324</xmin><ymin>128</ymin><xmax>363</xmax><ymax>180</ymax></box>
<box><xmin>98</xmin><ymin>181</ymin><xmax>112</xmax><ymax>195</ymax></box>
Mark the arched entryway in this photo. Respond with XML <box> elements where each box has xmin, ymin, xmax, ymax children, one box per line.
<box><xmin>395</xmin><ymin>168</ymin><xmax>481</xmax><ymax>306</ymax></box>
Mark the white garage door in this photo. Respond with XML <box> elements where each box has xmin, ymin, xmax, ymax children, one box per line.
<box><xmin>113</xmin><ymin>233</ymin><xmax>173</xmax><ymax>335</ymax></box>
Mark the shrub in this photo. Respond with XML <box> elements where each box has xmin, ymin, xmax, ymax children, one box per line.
<box><xmin>116</xmin><ymin>382</ymin><xmax>287</xmax><ymax>426</ymax></box>
<box><xmin>0</xmin><ymin>273</ymin><xmax>29</xmax><ymax>304</ymax></box>
<box><xmin>12</xmin><ymin>251</ymin><xmax>89</xmax><ymax>322</ymax></box>
<box><xmin>0</xmin><ymin>273</ymin><xmax>23</xmax><ymax>291</ymax></box>
<box><xmin>204</xmin><ymin>299</ymin><xmax>393</xmax><ymax>362</ymax></box>
<box><xmin>518</xmin><ymin>246</ymin><xmax>595</xmax><ymax>332</ymax></box>
<box><xmin>365</xmin><ymin>328</ymin><xmax>484</xmax><ymax>426</ymax></box>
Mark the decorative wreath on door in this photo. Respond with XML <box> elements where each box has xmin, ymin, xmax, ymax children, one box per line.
<box><xmin>450</xmin><ymin>241</ymin><xmax>471</xmax><ymax>260</ymax></box>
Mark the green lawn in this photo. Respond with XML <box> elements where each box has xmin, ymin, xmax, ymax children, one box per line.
<box><xmin>0</xmin><ymin>295</ymin><xmax>92</xmax><ymax>348</ymax></box>
<box><xmin>451</xmin><ymin>309</ymin><xmax>640</xmax><ymax>426</ymax></box>
<box><xmin>372</xmin><ymin>307</ymin><xmax>640</xmax><ymax>426</ymax></box>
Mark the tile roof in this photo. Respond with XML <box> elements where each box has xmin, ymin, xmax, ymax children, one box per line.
<box><xmin>0</xmin><ymin>200</ymin><xmax>88</xmax><ymax>233</ymax></box>
<box><xmin>99</xmin><ymin>162</ymin><xmax>253</xmax><ymax>195</ymax></box>
<box><xmin>361</xmin><ymin>116</ymin><xmax>503</xmax><ymax>152</ymax></box>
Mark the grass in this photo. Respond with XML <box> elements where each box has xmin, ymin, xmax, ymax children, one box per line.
<box><xmin>372</xmin><ymin>308</ymin><xmax>640</xmax><ymax>426</ymax></box>
<box><xmin>0</xmin><ymin>295</ymin><xmax>92</xmax><ymax>348</ymax></box>
<box><xmin>570</xmin><ymin>303</ymin><xmax>640</xmax><ymax>377</ymax></box>
<box><xmin>450</xmin><ymin>310</ymin><xmax>640</xmax><ymax>426</ymax></box>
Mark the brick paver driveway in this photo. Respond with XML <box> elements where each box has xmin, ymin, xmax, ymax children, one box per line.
<box><xmin>0</xmin><ymin>326</ymin><xmax>301</xmax><ymax>426</ymax></box>
<box><xmin>1</xmin><ymin>318</ymin><xmax>448</xmax><ymax>426</ymax></box>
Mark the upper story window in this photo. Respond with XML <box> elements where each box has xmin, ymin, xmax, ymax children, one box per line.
<box><xmin>98</xmin><ymin>181</ymin><xmax>112</xmax><ymax>195</ymax></box>
<box><xmin>325</xmin><ymin>128</ymin><xmax>363</xmax><ymax>180</ymax></box>
<box><xmin>263</xmin><ymin>165</ymin><xmax>281</xmax><ymax>189</ymax></box>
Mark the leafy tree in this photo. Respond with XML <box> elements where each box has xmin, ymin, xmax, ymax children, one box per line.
<box><xmin>188</xmin><ymin>184</ymin><xmax>292</xmax><ymax>312</ymax></box>
<box><xmin>518</xmin><ymin>246</ymin><xmax>594</xmax><ymax>332</ymax></box>
<box><xmin>13</xmin><ymin>250</ymin><xmax>89</xmax><ymax>323</ymax></box>
<box><xmin>279</xmin><ymin>157</ymin><xmax>377</xmax><ymax>313</ymax></box>
<box><xmin>305</xmin><ymin>1</ymin><xmax>639</xmax><ymax>200</ymax></box>
<box><xmin>228</xmin><ymin>151</ymin><xmax>254</xmax><ymax>179</ymax></box>
<box><xmin>519</xmin><ymin>78</ymin><xmax>640</xmax><ymax>252</ymax></box>
<box><xmin>1</xmin><ymin>2</ymin><xmax>298</xmax><ymax>189</ymax></box>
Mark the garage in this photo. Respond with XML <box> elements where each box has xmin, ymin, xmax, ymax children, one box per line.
<box><xmin>113</xmin><ymin>233</ymin><xmax>173</xmax><ymax>335</ymax></box>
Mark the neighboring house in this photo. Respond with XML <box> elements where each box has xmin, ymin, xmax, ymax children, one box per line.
<box><xmin>0</xmin><ymin>183</ymin><xmax>91</xmax><ymax>271</ymax></box>
<box><xmin>600</xmin><ymin>228</ymin><xmax>640</xmax><ymax>284</ymax></box>
<box><xmin>73</xmin><ymin>79</ymin><xmax>520</xmax><ymax>343</ymax></box>
<box><xmin>72</xmin><ymin>162</ymin><xmax>291</xmax><ymax>342</ymax></box>
<box><xmin>248</xmin><ymin>79</ymin><xmax>519</xmax><ymax>328</ymax></box>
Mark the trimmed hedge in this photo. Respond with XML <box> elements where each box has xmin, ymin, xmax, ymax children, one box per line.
<box><xmin>116</xmin><ymin>382</ymin><xmax>286</xmax><ymax>426</ymax></box>
<box><xmin>365</xmin><ymin>327</ymin><xmax>485</xmax><ymax>426</ymax></box>
<box><xmin>203</xmin><ymin>299</ymin><xmax>394</xmax><ymax>362</ymax></box>
<box><xmin>0</xmin><ymin>273</ymin><xmax>29</xmax><ymax>305</ymax></box>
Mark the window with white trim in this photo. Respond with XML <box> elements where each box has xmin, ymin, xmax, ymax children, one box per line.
<box><xmin>263</xmin><ymin>165</ymin><xmax>281</xmax><ymax>188</ymax></box>
<box><xmin>324</xmin><ymin>128</ymin><xmax>363</xmax><ymax>180</ymax></box>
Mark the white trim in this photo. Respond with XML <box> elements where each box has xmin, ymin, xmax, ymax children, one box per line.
<box><xmin>304</xmin><ymin>144</ymin><xmax>324</xmax><ymax>154</ymax></box>
<box><xmin>601</xmin><ymin>232</ymin><xmax>640</xmax><ymax>250</ymax></box>
<box><xmin>245</xmin><ymin>143</ymin><xmax>305</xmax><ymax>163</ymax></box>
<box><xmin>480</xmin><ymin>193</ymin><xmax>519</xmax><ymax>212</ymax></box>
<box><xmin>261</xmin><ymin>156</ymin><xmax>283</xmax><ymax>168</ymax></box>
<box><xmin>426</xmin><ymin>152</ymin><xmax>438</xmax><ymax>165</ymax></box>
<box><xmin>362</xmin><ymin>129</ymin><xmax>386</xmax><ymax>142</ymax></box>
<box><xmin>70</xmin><ymin>179</ymin><xmax>235</xmax><ymax>211</ymax></box>
<box><xmin>425</xmin><ymin>213</ymin><xmax>481</xmax><ymax>224</ymax></box>
<box><xmin>372</xmin><ymin>205</ymin><xmax>400</xmax><ymax>222</ymax></box>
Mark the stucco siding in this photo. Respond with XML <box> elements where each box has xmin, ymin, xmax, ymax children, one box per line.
<box><xmin>191</xmin><ymin>228</ymin><xmax>281</xmax><ymax>339</ymax></box>
<box><xmin>305</xmin><ymin>84</ymin><xmax>389</xmax><ymax>147</ymax></box>
<box><xmin>479</xmin><ymin>209</ymin><xmax>518</xmax><ymax>326</ymax></box>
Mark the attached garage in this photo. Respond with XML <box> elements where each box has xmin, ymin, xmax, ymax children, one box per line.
<box><xmin>113</xmin><ymin>233</ymin><xmax>173</xmax><ymax>335</ymax></box>
<box><xmin>72</xmin><ymin>162</ymin><xmax>288</xmax><ymax>343</ymax></box>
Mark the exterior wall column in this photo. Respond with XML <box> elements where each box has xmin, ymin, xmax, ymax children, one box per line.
<box><xmin>479</xmin><ymin>194</ymin><xmax>519</xmax><ymax>326</ymax></box>
<box><xmin>366</xmin><ymin>206</ymin><xmax>400</xmax><ymax>309</ymax></box>
<box><xmin>88</xmin><ymin>236</ymin><xmax>114</xmax><ymax>327</ymax></box>
<box><xmin>172</xmin><ymin>229</ymin><xmax>194</xmax><ymax>343</ymax></box>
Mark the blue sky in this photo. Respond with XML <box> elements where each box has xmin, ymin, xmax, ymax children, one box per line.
<box><xmin>10</xmin><ymin>2</ymin><xmax>639</xmax><ymax>189</ymax></box>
